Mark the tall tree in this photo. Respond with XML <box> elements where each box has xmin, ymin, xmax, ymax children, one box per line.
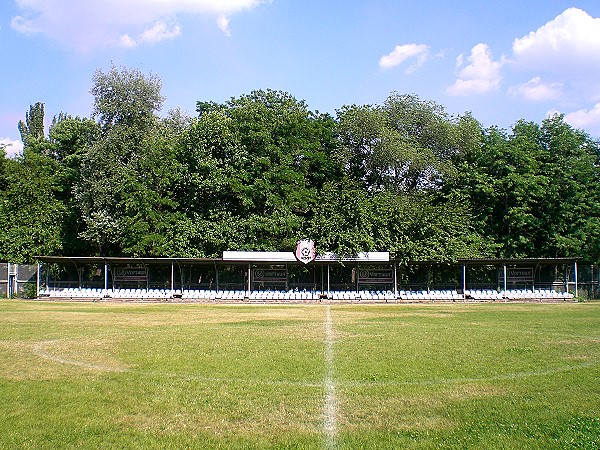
<box><xmin>19</xmin><ymin>102</ymin><xmax>44</xmax><ymax>149</ymax></box>
<box><xmin>76</xmin><ymin>66</ymin><xmax>182</xmax><ymax>256</ymax></box>
<box><xmin>173</xmin><ymin>89</ymin><xmax>341</xmax><ymax>256</ymax></box>
<box><xmin>90</xmin><ymin>66</ymin><xmax>164</xmax><ymax>131</ymax></box>
<box><xmin>447</xmin><ymin>115</ymin><xmax>600</xmax><ymax>262</ymax></box>
<box><xmin>538</xmin><ymin>115</ymin><xmax>600</xmax><ymax>262</ymax></box>
<box><xmin>0</xmin><ymin>144</ymin><xmax>6</xmax><ymax>191</ymax></box>
<box><xmin>46</xmin><ymin>115</ymin><xmax>101</xmax><ymax>255</ymax></box>
<box><xmin>335</xmin><ymin>93</ymin><xmax>478</xmax><ymax>192</ymax></box>
<box><xmin>18</xmin><ymin>102</ymin><xmax>47</xmax><ymax>155</ymax></box>
<box><xmin>0</xmin><ymin>152</ymin><xmax>65</xmax><ymax>263</ymax></box>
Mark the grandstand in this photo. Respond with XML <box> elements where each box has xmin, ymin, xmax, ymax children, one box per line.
<box><xmin>33</xmin><ymin>253</ymin><xmax>583</xmax><ymax>303</ymax></box>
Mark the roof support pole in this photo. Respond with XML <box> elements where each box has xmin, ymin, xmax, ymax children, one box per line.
<box><xmin>171</xmin><ymin>262</ymin><xmax>174</xmax><ymax>299</ymax></box>
<box><xmin>104</xmin><ymin>263</ymin><xmax>108</xmax><ymax>297</ymax></box>
<box><xmin>462</xmin><ymin>264</ymin><xmax>466</xmax><ymax>300</ymax></box>
<box><xmin>215</xmin><ymin>263</ymin><xmax>219</xmax><ymax>293</ymax></box>
<box><xmin>37</xmin><ymin>261</ymin><xmax>41</xmax><ymax>298</ymax></box>
<box><xmin>393</xmin><ymin>262</ymin><xmax>398</xmax><ymax>301</ymax></box>
<box><xmin>248</xmin><ymin>263</ymin><xmax>251</xmax><ymax>295</ymax></box>
<box><xmin>574</xmin><ymin>260</ymin><xmax>578</xmax><ymax>299</ymax></box>
<box><xmin>327</xmin><ymin>264</ymin><xmax>330</xmax><ymax>298</ymax></box>
<box><xmin>7</xmin><ymin>263</ymin><xmax>12</xmax><ymax>298</ymax></box>
<box><xmin>503</xmin><ymin>264</ymin><xmax>507</xmax><ymax>299</ymax></box>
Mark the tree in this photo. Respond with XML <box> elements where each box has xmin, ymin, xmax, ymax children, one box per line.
<box><xmin>335</xmin><ymin>93</ymin><xmax>479</xmax><ymax>192</ymax></box>
<box><xmin>18</xmin><ymin>102</ymin><xmax>46</xmax><ymax>154</ymax></box>
<box><xmin>76</xmin><ymin>66</ymin><xmax>182</xmax><ymax>256</ymax></box>
<box><xmin>0</xmin><ymin>144</ymin><xmax>6</xmax><ymax>191</ymax></box>
<box><xmin>173</xmin><ymin>89</ymin><xmax>341</xmax><ymax>256</ymax></box>
<box><xmin>46</xmin><ymin>115</ymin><xmax>101</xmax><ymax>255</ymax></box>
<box><xmin>90</xmin><ymin>65</ymin><xmax>164</xmax><ymax>131</ymax></box>
<box><xmin>538</xmin><ymin>115</ymin><xmax>600</xmax><ymax>262</ymax></box>
<box><xmin>447</xmin><ymin>115</ymin><xmax>600</xmax><ymax>262</ymax></box>
<box><xmin>308</xmin><ymin>180</ymin><xmax>491</xmax><ymax>260</ymax></box>
<box><xmin>0</xmin><ymin>153</ymin><xmax>66</xmax><ymax>263</ymax></box>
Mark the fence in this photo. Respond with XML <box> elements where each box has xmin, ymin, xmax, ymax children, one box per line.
<box><xmin>1</xmin><ymin>263</ymin><xmax>37</xmax><ymax>298</ymax></box>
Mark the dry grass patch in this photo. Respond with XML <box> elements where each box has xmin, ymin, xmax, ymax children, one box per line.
<box><xmin>31</xmin><ymin>338</ymin><xmax>129</xmax><ymax>372</ymax></box>
<box><xmin>117</xmin><ymin>382</ymin><xmax>323</xmax><ymax>439</ymax></box>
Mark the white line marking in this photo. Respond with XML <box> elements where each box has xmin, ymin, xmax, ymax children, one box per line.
<box><xmin>324</xmin><ymin>304</ymin><xmax>337</xmax><ymax>449</ymax></box>
<box><xmin>32</xmin><ymin>341</ymin><xmax>127</xmax><ymax>372</ymax></box>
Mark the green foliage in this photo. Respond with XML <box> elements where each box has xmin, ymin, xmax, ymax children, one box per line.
<box><xmin>91</xmin><ymin>65</ymin><xmax>164</xmax><ymax>131</ymax></box>
<box><xmin>448</xmin><ymin>115</ymin><xmax>600</xmax><ymax>262</ymax></box>
<box><xmin>335</xmin><ymin>93</ymin><xmax>478</xmax><ymax>192</ymax></box>
<box><xmin>0</xmin><ymin>153</ymin><xmax>66</xmax><ymax>263</ymax></box>
<box><xmin>4</xmin><ymin>67</ymin><xmax>599</xmax><ymax>263</ymax></box>
<box><xmin>75</xmin><ymin>67</ymin><xmax>184</xmax><ymax>257</ymax></box>
<box><xmin>48</xmin><ymin>114</ymin><xmax>100</xmax><ymax>163</ymax></box>
<box><xmin>0</xmin><ymin>144</ymin><xmax>6</xmax><ymax>191</ymax></box>
<box><xmin>18</xmin><ymin>102</ymin><xmax>46</xmax><ymax>154</ymax></box>
<box><xmin>75</xmin><ymin>119</ymin><xmax>185</xmax><ymax>256</ymax></box>
<box><xmin>175</xmin><ymin>89</ymin><xmax>342</xmax><ymax>255</ymax></box>
<box><xmin>308</xmin><ymin>180</ymin><xmax>492</xmax><ymax>260</ymax></box>
<box><xmin>20</xmin><ymin>283</ymin><xmax>37</xmax><ymax>299</ymax></box>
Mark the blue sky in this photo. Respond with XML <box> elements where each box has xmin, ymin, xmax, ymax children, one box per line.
<box><xmin>2</xmin><ymin>1</ymin><xmax>600</xmax><ymax>157</ymax></box>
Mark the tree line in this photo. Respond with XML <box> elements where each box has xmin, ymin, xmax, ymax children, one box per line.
<box><xmin>1</xmin><ymin>66</ymin><xmax>599</xmax><ymax>264</ymax></box>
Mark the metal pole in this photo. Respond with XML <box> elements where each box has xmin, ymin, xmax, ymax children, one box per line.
<box><xmin>321</xmin><ymin>264</ymin><xmax>324</xmax><ymax>294</ymax></box>
<box><xmin>327</xmin><ymin>264</ymin><xmax>330</xmax><ymax>298</ymax></box>
<box><xmin>248</xmin><ymin>263</ymin><xmax>251</xmax><ymax>295</ymax></box>
<box><xmin>393</xmin><ymin>262</ymin><xmax>398</xmax><ymax>299</ymax></box>
<box><xmin>215</xmin><ymin>263</ymin><xmax>219</xmax><ymax>292</ymax></box>
<box><xmin>171</xmin><ymin>262</ymin><xmax>174</xmax><ymax>297</ymax></box>
<box><xmin>462</xmin><ymin>264</ymin><xmax>466</xmax><ymax>300</ymax></box>
<box><xmin>7</xmin><ymin>263</ymin><xmax>11</xmax><ymax>298</ymax></box>
<box><xmin>574</xmin><ymin>261</ymin><xmax>578</xmax><ymax>299</ymax></box>
<box><xmin>104</xmin><ymin>263</ymin><xmax>108</xmax><ymax>296</ymax></box>
<box><xmin>37</xmin><ymin>261</ymin><xmax>41</xmax><ymax>298</ymax></box>
<box><xmin>503</xmin><ymin>264</ymin><xmax>507</xmax><ymax>294</ymax></box>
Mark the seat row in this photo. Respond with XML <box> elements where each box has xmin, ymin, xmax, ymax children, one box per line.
<box><xmin>37</xmin><ymin>287</ymin><xmax>575</xmax><ymax>301</ymax></box>
<box><xmin>399</xmin><ymin>290</ymin><xmax>463</xmax><ymax>301</ymax></box>
<box><xmin>466</xmin><ymin>289</ymin><xmax>574</xmax><ymax>301</ymax></box>
<box><xmin>502</xmin><ymin>289</ymin><xmax>574</xmax><ymax>300</ymax></box>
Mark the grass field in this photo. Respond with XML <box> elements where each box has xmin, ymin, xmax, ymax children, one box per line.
<box><xmin>0</xmin><ymin>300</ymin><xmax>598</xmax><ymax>449</ymax></box>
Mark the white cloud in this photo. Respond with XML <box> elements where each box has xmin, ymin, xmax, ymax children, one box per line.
<box><xmin>119</xmin><ymin>34</ymin><xmax>137</xmax><ymax>48</ymax></box>
<box><xmin>509</xmin><ymin>76</ymin><xmax>563</xmax><ymax>102</ymax></box>
<box><xmin>563</xmin><ymin>104</ymin><xmax>600</xmax><ymax>135</ymax></box>
<box><xmin>447</xmin><ymin>43</ymin><xmax>503</xmax><ymax>96</ymax></box>
<box><xmin>217</xmin><ymin>15</ymin><xmax>231</xmax><ymax>36</ymax></box>
<box><xmin>379</xmin><ymin>44</ymin><xmax>429</xmax><ymax>72</ymax></box>
<box><xmin>11</xmin><ymin>0</ymin><xmax>268</xmax><ymax>50</ymax></box>
<box><xmin>512</xmin><ymin>8</ymin><xmax>600</xmax><ymax>75</ymax></box>
<box><xmin>139</xmin><ymin>20</ymin><xmax>181</xmax><ymax>45</ymax></box>
<box><xmin>0</xmin><ymin>138</ymin><xmax>24</xmax><ymax>158</ymax></box>
<box><xmin>10</xmin><ymin>15</ymin><xmax>38</xmax><ymax>34</ymax></box>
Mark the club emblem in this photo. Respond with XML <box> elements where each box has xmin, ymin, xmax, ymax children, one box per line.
<box><xmin>295</xmin><ymin>239</ymin><xmax>316</xmax><ymax>264</ymax></box>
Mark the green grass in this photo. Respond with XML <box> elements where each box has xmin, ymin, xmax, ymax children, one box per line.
<box><xmin>0</xmin><ymin>301</ymin><xmax>598</xmax><ymax>449</ymax></box>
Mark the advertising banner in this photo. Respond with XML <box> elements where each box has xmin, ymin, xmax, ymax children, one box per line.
<box><xmin>358</xmin><ymin>269</ymin><xmax>393</xmax><ymax>284</ymax></box>
<box><xmin>113</xmin><ymin>267</ymin><xmax>148</xmax><ymax>283</ymax></box>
